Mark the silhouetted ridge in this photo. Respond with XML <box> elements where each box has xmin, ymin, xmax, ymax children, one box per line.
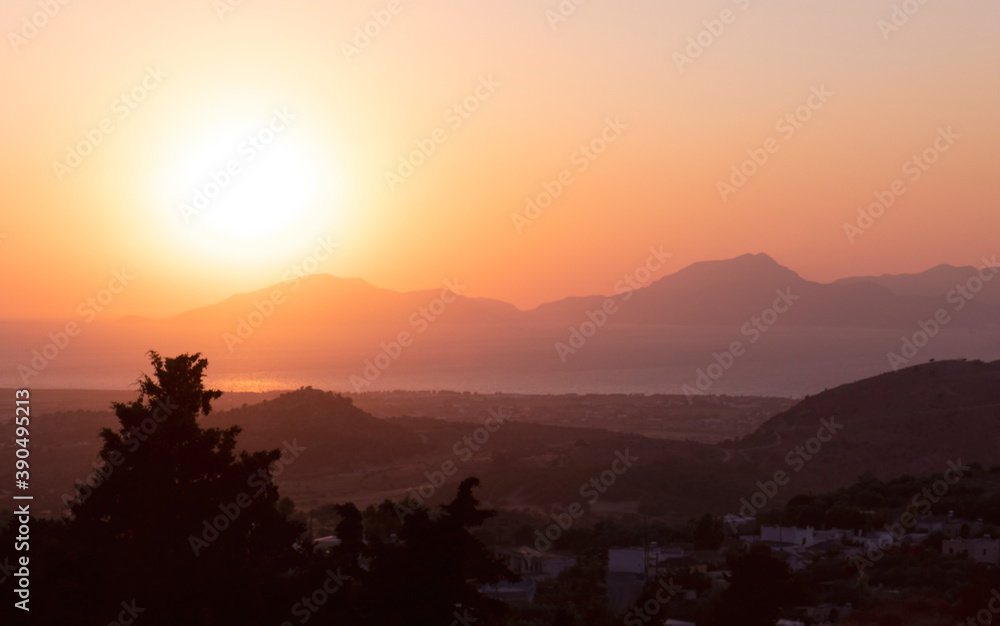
<box><xmin>733</xmin><ymin>359</ymin><xmax>1000</xmax><ymax>479</ymax></box>
<box><xmin>203</xmin><ymin>386</ymin><xmax>422</xmax><ymax>471</ymax></box>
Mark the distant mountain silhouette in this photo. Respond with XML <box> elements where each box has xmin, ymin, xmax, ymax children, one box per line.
<box><xmin>531</xmin><ymin>253</ymin><xmax>999</xmax><ymax>327</ymax></box>
<box><xmin>164</xmin><ymin>253</ymin><xmax>1000</xmax><ymax>329</ymax></box>
<box><xmin>172</xmin><ymin>274</ymin><xmax>521</xmax><ymax>328</ymax></box>
<box><xmin>526</xmin><ymin>253</ymin><xmax>801</xmax><ymax>323</ymax></box>
<box><xmin>833</xmin><ymin>262</ymin><xmax>1000</xmax><ymax>306</ymax></box>
<box><xmin>2</xmin><ymin>254</ymin><xmax>998</xmax><ymax>395</ymax></box>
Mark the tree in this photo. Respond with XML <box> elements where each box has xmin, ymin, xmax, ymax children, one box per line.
<box><xmin>691</xmin><ymin>513</ymin><xmax>725</xmax><ymax>550</ymax></box>
<box><xmin>3</xmin><ymin>352</ymin><xmax>521</xmax><ymax>625</ymax></box>
<box><xmin>361</xmin><ymin>498</ymin><xmax>404</xmax><ymax>542</ymax></box>
<box><xmin>357</xmin><ymin>477</ymin><xmax>517</xmax><ymax>625</ymax></box>
<box><xmin>711</xmin><ymin>544</ymin><xmax>790</xmax><ymax>626</ymax></box>
<box><xmin>534</xmin><ymin>549</ymin><xmax>613</xmax><ymax>626</ymax></box>
<box><xmin>65</xmin><ymin>352</ymin><xmax>306</xmax><ymax>625</ymax></box>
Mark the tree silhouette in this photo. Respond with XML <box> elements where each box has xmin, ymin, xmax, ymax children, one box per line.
<box><xmin>65</xmin><ymin>351</ymin><xmax>306</xmax><ymax>625</ymax></box>
<box><xmin>691</xmin><ymin>512</ymin><xmax>725</xmax><ymax>550</ymax></box>
<box><xmin>362</xmin><ymin>498</ymin><xmax>404</xmax><ymax>542</ymax></box>
<box><xmin>2</xmin><ymin>352</ymin><xmax>520</xmax><ymax>625</ymax></box>
<box><xmin>356</xmin><ymin>477</ymin><xmax>517</xmax><ymax>625</ymax></box>
<box><xmin>711</xmin><ymin>543</ymin><xmax>790</xmax><ymax>626</ymax></box>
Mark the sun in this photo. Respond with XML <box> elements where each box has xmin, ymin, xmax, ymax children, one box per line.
<box><xmin>195</xmin><ymin>139</ymin><xmax>317</xmax><ymax>240</ymax></box>
<box><xmin>154</xmin><ymin>110</ymin><xmax>340</xmax><ymax>262</ymax></box>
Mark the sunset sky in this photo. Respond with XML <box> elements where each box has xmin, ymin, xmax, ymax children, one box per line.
<box><xmin>1</xmin><ymin>0</ymin><xmax>997</xmax><ymax>321</ymax></box>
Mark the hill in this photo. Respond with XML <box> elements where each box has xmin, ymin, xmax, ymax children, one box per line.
<box><xmin>6</xmin><ymin>360</ymin><xmax>1000</xmax><ymax>522</ymax></box>
<box><xmin>728</xmin><ymin>359</ymin><xmax>1000</xmax><ymax>495</ymax></box>
<box><xmin>202</xmin><ymin>387</ymin><xmax>424</xmax><ymax>474</ymax></box>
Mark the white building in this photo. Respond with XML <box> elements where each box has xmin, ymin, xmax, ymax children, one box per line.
<box><xmin>480</xmin><ymin>580</ymin><xmax>536</xmax><ymax>605</ymax></box>
<box><xmin>813</xmin><ymin>528</ymin><xmax>850</xmax><ymax>543</ymax></box>
<box><xmin>609</xmin><ymin>545</ymin><xmax>696</xmax><ymax>576</ymax></box>
<box><xmin>496</xmin><ymin>548</ymin><xmax>576</xmax><ymax>581</ymax></box>
<box><xmin>943</xmin><ymin>537</ymin><xmax>1000</xmax><ymax>565</ymax></box>
<box><xmin>761</xmin><ymin>526</ymin><xmax>816</xmax><ymax>547</ymax></box>
<box><xmin>608</xmin><ymin>547</ymin><xmax>647</xmax><ymax>575</ymax></box>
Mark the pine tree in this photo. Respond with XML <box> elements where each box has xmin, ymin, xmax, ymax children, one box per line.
<box><xmin>65</xmin><ymin>352</ymin><xmax>306</xmax><ymax>625</ymax></box>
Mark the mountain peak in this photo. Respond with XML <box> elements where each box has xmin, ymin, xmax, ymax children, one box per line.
<box><xmin>667</xmin><ymin>253</ymin><xmax>803</xmax><ymax>286</ymax></box>
<box><xmin>735</xmin><ymin>252</ymin><xmax>777</xmax><ymax>263</ymax></box>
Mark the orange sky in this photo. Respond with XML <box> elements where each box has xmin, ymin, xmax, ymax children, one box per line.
<box><xmin>1</xmin><ymin>0</ymin><xmax>997</xmax><ymax>320</ymax></box>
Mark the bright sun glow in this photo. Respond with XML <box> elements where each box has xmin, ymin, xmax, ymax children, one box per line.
<box><xmin>196</xmin><ymin>139</ymin><xmax>317</xmax><ymax>240</ymax></box>
<box><xmin>154</xmin><ymin>110</ymin><xmax>340</xmax><ymax>263</ymax></box>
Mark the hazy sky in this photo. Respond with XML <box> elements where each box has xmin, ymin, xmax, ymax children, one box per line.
<box><xmin>1</xmin><ymin>0</ymin><xmax>997</xmax><ymax>320</ymax></box>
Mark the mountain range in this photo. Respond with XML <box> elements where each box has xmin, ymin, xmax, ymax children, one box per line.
<box><xmin>3</xmin><ymin>253</ymin><xmax>998</xmax><ymax>395</ymax></box>
<box><xmin>153</xmin><ymin>253</ymin><xmax>1000</xmax><ymax>329</ymax></box>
